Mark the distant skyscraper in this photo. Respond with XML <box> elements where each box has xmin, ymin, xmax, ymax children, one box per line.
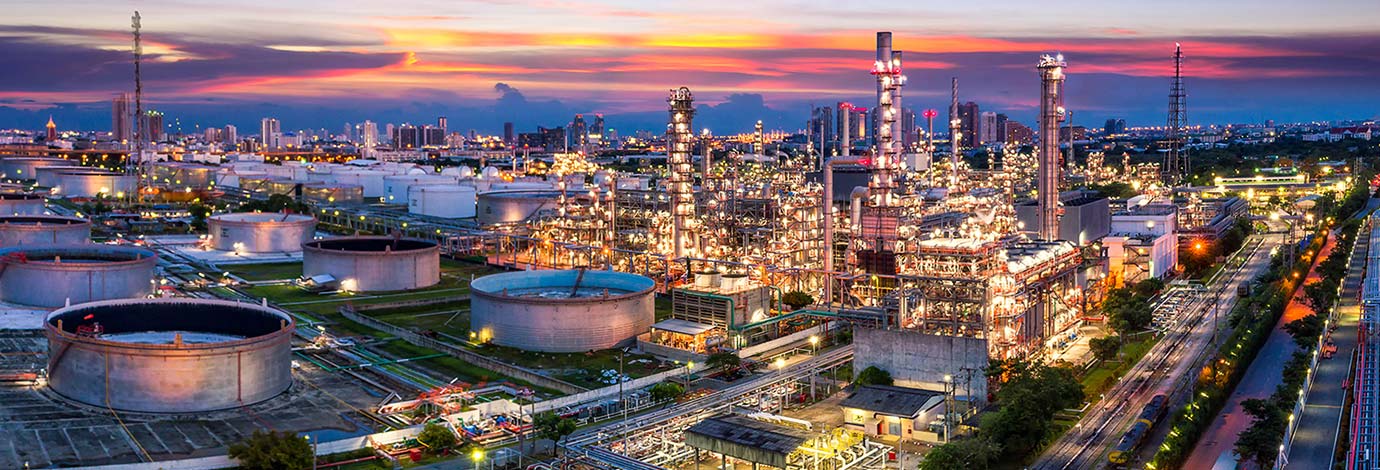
<box><xmin>111</xmin><ymin>93</ymin><xmax>133</xmax><ymax>142</ymax></box>
<box><xmin>361</xmin><ymin>121</ymin><xmax>378</xmax><ymax>149</ymax></box>
<box><xmin>810</xmin><ymin>105</ymin><xmax>835</xmax><ymax>155</ymax></box>
<box><xmin>393</xmin><ymin>124</ymin><xmax>419</xmax><ymax>149</ymax></box>
<box><xmin>342</xmin><ymin>122</ymin><xmax>353</xmax><ymax>142</ymax></box>
<box><xmin>503</xmin><ymin>122</ymin><xmax>514</xmax><ymax>146</ymax></box>
<box><xmin>260</xmin><ymin>118</ymin><xmax>281</xmax><ymax>149</ymax></box>
<box><xmin>900</xmin><ymin>107</ymin><xmax>917</xmax><ymax>150</ymax></box>
<box><xmin>422</xmin><ymin>125</ymin><xmax>444</xmax><ymax>147</ymax></box>
<box><xmin>979</xmin><ymin>111</ymin><xmax>998</xmax><ymax>144</ymax></box>
<box><xmin>1103</xmin><ymin>118</ymin><xmax>1127</xmax><ymax>135</ymax></box>
<box><xmin>142</xmin><ymin>111</ymin><xmax>164</xmax><ymax>142</ymax></box>
<box><xmin>570</xmin><ymin>114</ymin><xmax>587</xmax><ymax>150</ymax></box>
<box><xmin>591</xmin><ymin>114</ymin><xmax>605</xmax><ymax>147</ymax></box>
<box><xmin>224</xmin><ymin>125</ymin><xmax>237</xmax><ymax>145</ymax></box>
<box><xmin>994</xmin><ymin>114</ymin><xmax>1010</xmax><ymax>144</ymax></box>
<box><xmin>958</xmin><ymin>102</ymin><xmax>980</xmax><ymax>149</ymax></box>
<box><xmin>1007</xmin><ymin>121</ymin><xmax>1035</xmax><ymax>145</ymax></box>
<box><xmin>437</xmin><ymin>116</ymin><xmax>448</xmax><ymax>135</ymax></box>
<box><xmin>203</xmin><ymin>127</ymin><xmax>219</xmax><ymax>143</ymax></box>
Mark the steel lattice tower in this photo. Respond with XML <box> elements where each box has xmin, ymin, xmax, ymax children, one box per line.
<box><xmin>1165</xmin><ymin>43</ymin><xmax>1187</xmax><ymax>184</ymax></box>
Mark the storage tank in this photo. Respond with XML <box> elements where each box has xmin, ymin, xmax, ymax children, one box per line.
<box><xmin>45</xmin><ymin>298</ymin><xmax>294</xmax><ymax>413</ymax></box>
<box><xmin>408</xmin><ymin>185</ymin><xmax>477</xmax><ymax>219</ymax></box>
<box><xmin>302</xmin><ymin>183</ymin><xmax>363</xmax><ymax>205</ymax></box>
<box><xmin>0</xmin><ymin>244</ymin><xmax>157</xmax><ymax>307</ymax></box>
<box><xmin>0</xmin><ymin>193</ymin><xmax>45</xmax><ymax>215</ymax></box>
<box><xmin>214</xmin><ymin>168</ymin><xmax>268</xmax><ymax>189</ymax></box>
<box><xmin>0</xmin><ymin>215</ymin><xmax>90</xmax><ymax>247</ymax></box>
<box><xmin>34</xmin><ymin>165</ymin><xmax>90</xmax><ymax>188</ymax></box>
<box><xmin>331</xmin><ymin>170</ymin><xmax>389</xmax><ymax>197</ymax></box>
<box><xmin>384</xmin><ymin>174</ymin><xmax>457</xmax><ymax>203</ymax></box>
<box><xmin>53</xmin><ymin>169</ymin><xmax>136</xmax><ymax>198</ymax></box>
<box><xmin>153</xmin><ymin>162</ymin><xmax>216</xmax><ymax>190</ymax></box>
<box><xmin>476</xmin><ymin>190</ymin><xmax>565</xmax><ymax>225</ymax></box>
<box><xmin>208</xmin><ymin>212</ymin><xmax>316</xmax><ymax>253</ymax></box>
<box><xmin>302</xmin><ymin>237</ymin><xmax>440</xmax><ymax>292</ymax></box>
<box><xmin>470</xmin><ymin>270</ymin><xmax>656</xmax><ymax>352</ymax></box>
<box><xmin>0</xmin><ymin>157</ymin><xmax>70</xmax><ymax>180</ymax></box>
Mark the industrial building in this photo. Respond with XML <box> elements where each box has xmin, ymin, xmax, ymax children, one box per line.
<box><xmin>469</xmin><ymin>269</ymin><xmax>655</xmax><ymax>352</ymax></box>
<box><xmin>1105</xmin><ymin>202</ymin><xmax>1180</xmax><ymax>285</ymax></box>
<box><xmin>1016</xmin><ymin>190</ymin><xmax>1111</xmax><ymax>246</ymax></box>
<box><xmin>44</xmin><ymin>298</ymin><xmax>294</xmax><ymax>413</ymax></box>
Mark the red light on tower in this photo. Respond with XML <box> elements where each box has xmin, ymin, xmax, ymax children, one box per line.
<box><xmin>922</xmin><ymin>109</ymin><xmax>937</xmax><ymax>120</ymax></box>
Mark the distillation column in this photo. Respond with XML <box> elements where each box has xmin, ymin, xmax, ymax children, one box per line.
<box><xmin>668</xmin><ymin>87</ymin><xmax>698</xmax><ymax>259</ymax></box>
<box><xmin>948</xmin><ymin>78</ymin><xmax>960</xmax><ymax>188</ymax></box>
<box><xmin>869</xmin><ymin>32</ymin><xmax>903</xmax><ymax>206</ymax></box>
<box><xmin>1037</xmin><ymin>54</ymin><xmax>1067</xmax><ymax>241</ymax></box>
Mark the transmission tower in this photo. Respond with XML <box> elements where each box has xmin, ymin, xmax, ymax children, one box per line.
<box><xmin>1165</xmin><ymin>43</ymin><xmax>1187</xmax><ymax>185</ymax></box>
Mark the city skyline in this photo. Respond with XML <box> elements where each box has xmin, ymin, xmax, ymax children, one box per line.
<box><xmin>1</xmin><ymin>1</ymin><xmax>1378</xmax><ymax>134</ymax></box>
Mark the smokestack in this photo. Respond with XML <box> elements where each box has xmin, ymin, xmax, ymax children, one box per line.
<box><xmin>1037</xmin><ymin>54</ymin><xmax>1067</xmax><ymax>241</ymax></box>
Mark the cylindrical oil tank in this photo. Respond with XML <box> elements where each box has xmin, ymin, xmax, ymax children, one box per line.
<box><xmin>35</xmin><ymin>165</ymin><xmax>90</xmax><ymax>188</ymax></box>
<box><xmin>0</xmin><ymin>157</ymin><xmax>70</xmax><ymax>180</ymax></box>
<box><xmin>469</xmin><ymin>270</ymin><xmax>656</xmax><ymax>352</ymax></box>
<box><xmin>0</xmin><ymin>244</ymin><xmax>156</xmax><ymax>307</ymax></box>
<box><xmin>408</xmin><ymin>185</ymin><xmax>477</xmax><ymax>219</ymax></box>
<box><xmin>476</xmin><ymin>190</ymin><xmax>564</xmax><ymax>225</ymax></box>
<box><xmin>44</xmin><ymin>298</ymin><xmax>294</xmax><ymax>413</ymax></box>
<box><xmin>153</xmin><ymin>162</ymin><xmax>216</xmax><ymax>190</ymax></box>
<box><xmin>208</xmin><ymin>212</ymin><xmax>316</xmax><ymax>253</ymax></box>
<box><xmin>384</xmin><ymin>174</ymin><xmax>457</xmax><ymax>203</ymax></box>
<box><xmin>0</xmin><ymin>215</ymin><xmax>90</xmax><ymax>247</ymax></box>
<box><xmin>302</xmin><ymin>237</ymin><xmax>439</xmax><ymax>292</ymax></box>
<box><xmin>0</xmin><ymin>193</ymin><xmax>45</xmax><ymax>215</ymax></box>
<box><xmin>214</xmin><ymin>168</ymin><xmax>268</xmax><ymax>189</ymax></box>
<box><xmin>332</xmin><ymin>170</ymin><xmax>389</xmax><ymax>198</ymax></box>
<box><xmin>302</xmin><ymin>183</ymin><xmax>363</xmax><ymax>205</ymax></box>
<box><xmin>53</xmin><ymin>169</ymin><xmax>136</xmax><ymax>198</ymax></box>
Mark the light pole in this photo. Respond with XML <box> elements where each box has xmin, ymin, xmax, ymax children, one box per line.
<box><xmin>685</xmin><ymin>361</ymin><xmax>695</xmax><ymax>384</ymax></box>
<box><xmin>471</xmin><ymin>448</ymin><xmax>485</xmax><ymax>470</ymax></box>
<box><xmin>809</xmin><ymin>335</ymin><xmax>819</xmax><ymax>355</ymax></box>
<box><xmin>619</xmin><ymin>347</ymin><xmax>629</xmax><ymax>455</ymax></box>
<box><xmin>305</xmin><ymin>435</ymin><xmax>317</xmax><ymax>470</ymax></box>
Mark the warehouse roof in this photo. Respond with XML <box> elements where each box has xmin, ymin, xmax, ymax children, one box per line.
<box><xmin>651</xmin><ymin>319</ymin><xmax>715</xmax><ymax>336</ymax></box>
<box><xmin>684</xmin><ymin>414</ymin><xmax>811</xmax><ymax>467</ymax></box>
<box><xmin>839</xmin><ymin>385</ymin><xmax>945</xmax><ymax>418</ymax></box>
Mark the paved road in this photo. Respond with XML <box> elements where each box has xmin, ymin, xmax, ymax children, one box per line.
<box><xmin>1287</xmin><ymin>198</ymin><xmax>1380</xmax><ymax>469</ymax></box>
<box><xmin>1033</xmin><ymin>233</ymin><xmax>1281</xmax><ymax>470</ymax></box>
<box><xmin>1184</xmin><ymin>235</ymin><xmax>1335</xmax><ymax>468</ymax></box>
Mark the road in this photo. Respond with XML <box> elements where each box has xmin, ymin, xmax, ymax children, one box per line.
<box><xmin>1285</xmin><ymin>198</ymin><xmax>1379</xmax><ymax>469</ymax></box>
<box><xmin>1033</xmin><ymin>232</ymin><xmax>1282</xmax><ymax>470</ymax></box>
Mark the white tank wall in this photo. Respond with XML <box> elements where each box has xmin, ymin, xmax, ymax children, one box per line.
<box><xmin>0</xmin><ymin>216</ymin><xmax>91</xmax><ymax>247</ymax></box>
<box><xmin>332</xmin><ymin>170</ymin><xmax>389</xmax><ymax>197</ymax></box>
<box><xmin>384</xmin><ymin>174</ymin><xmax>457</xmax><ymax>203</ymax></box>
<box><xmin>0</xmin><ymin>245</ymin><xmax>157</xmax><ymax>307</ymax></box>
<box><xmin>476</xmin><ymin>191</ymin><xmax>561</xmax><ymax>225</ymax></box>
<box><xmin>0</xmin><ymin>158</ymin><xmax>70</xmax><ymax>180</ymax></box>
<box><xmin>302</xmin><ymin>238</ymin><xmax>440</xmax><ymax>292</ymax></box>
<box><xmin>408</xmin><ymin>185</ymin><xmax>476</xmax><ymax>218</ymax></box>
<box><xmin>0</xmin><ymin>194</ymin><xmax>46</xmax><ymax>216</ymax></box>
<box><xmin>208</xmin><ymin>213</ymin><xmax>317</xmax><ymax>253</ymax></box>
<box><xmin>469</xmin><ymin>270</ymin><xmax>656</xmax><ymax>353</ymax></box>
<box><xmin>34</xmin><ymin>166</ymin><xmax>89</xmax><ymax>188</ymax></box>
<box><xmin>53</xmin><ymin>172</ymin><xmax>137</xmax><ymax>198</ymax></box>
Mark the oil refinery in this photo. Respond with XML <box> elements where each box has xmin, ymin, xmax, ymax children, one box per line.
<box><xmin>0</xmin><ymin>20</ymin><xmax>1370</xmax><ymax>470</ymax></box>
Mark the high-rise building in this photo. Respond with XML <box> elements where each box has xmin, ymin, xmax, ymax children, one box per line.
<box><xmin>393</xmin><ymin>124</ymin><xmax>419</xmax><ymax>149</ymax></box>
<box><xmin>591</xmin><ymin>114</ymin><xmax>605</xmax><ymax>147</ymax></box>
<box><xmin>225</xmin><ymin>125</ymin><xmax>238</xmax><ymax>146</ymax></box>
<box><xmin>260</xmin><ymin>118</ymin><xmax>281</xmax><ymax>149</ymax></box>
<box><xmin>111</xmin><ymin>93</ymin><xmax>133</xmax><ymax>142</ymax></box>
<box><xmin>900</xmin><ymin>107</ymin><xmax>917</xmax><ymax>151</ymax></box>
<box><xmin>503</xmin><ymin>122</ymin><xmax>514</xmax><ymax>146</ymax></box>
<box><xmin>384</xmin><ymin>124</ymin><xmax>395</xmax><ymax>145</ymax></box>
<box><xmin>809</xmin><ymin>105</ymin><xmax>835</xmax><ymax>155</ymax></box>
<box><xmin>979</xmin><ymin>112</ymin><xmax>998</xmax><ymax>145</ymax></box>
<box><xmin>517</xmin><ymin>126</ymin><xmax>566</xmax><ymax>152</ymax></box>
<box><xmin>1103</xmin><ymin>118</ymin><xmax>1127</xmax><ymax>135</ymax></box>
<box><xmin>570</xmin><ymin>114</ymin><xmax>587</xmax><ymax>150</ymax></box>
<box><xmin>958</xmin><ymin>102</ymin><xmax>980</xmax><ymax>149</ymax></box>
<box><xmin>142</xmin><ymin>111</ymin><xmax>164</xmax><ymax>142</ymax></box>
<box><xmin>342</xmin><ymin>123</ymin><xmax>353</xmax><ymax>142</ymax></box>
<box><xmin>420</xmin><ymin>125</ymin><xmax>444</xmax><ymax>147</ymax></box>
<box><xmin>361</xmin><ymin>121</ymin><xmax>378</xmax><ymax>149</ymax></box>
<box><xmin>203</xmin><ymin>127</ymin><xmax>220</xmax><ymax>143</ymax></box>
<box><xmin>437</xmin><ymin>116</ymin><xmax>447</xmax><ymax>135</ymax></box>
<box><xmin>1007</xmin><ymin>121</ymin><xmax>1035</xmax><ymax>145</ymax></box>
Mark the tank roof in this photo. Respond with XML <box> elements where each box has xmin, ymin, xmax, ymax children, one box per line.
<box><xmin>46</xmin><ymin>298</ymin><xmax>291</xmax><ymax>340</ymax></box>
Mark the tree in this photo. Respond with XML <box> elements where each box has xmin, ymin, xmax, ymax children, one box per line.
<box><xmin>983</xmin><ymin>362</ymin><xmax>1085</xmax><ymax>460</ymax></box>
<box><xmin>1132</xmin><ymin>278</ymin><xmax>1165</xmax><ymax>298</ymax></box>
<box><xmin>705</xmin><ymin>352</ymin><xmax>742</xmax><ymax>375</ymax></box>
<box><xmin>1302</xmin><ymin>278</ymin><xmax>1339</xmax><ymax>314</ymax></box>
<box><xmin>781</xmin><ymin>291</ymin><xmax>814</xmax><ymax>311</ymax></box>
<box><xmin>1234</xmin><ymin>398</ymin><xmax>1286</xmax><ymax>467</ymax></box>
<box><xmin>854</xmin><ymin>366</ymin><xmax>893</xmax><ymax>386</ymax></box>
<box><xmin>1089</xmin><ymin>336</ymin><xmax>1121</xmax><ymax>362</ymax></box>
<box><xmin>1104</xmin><ymin>288</ymin><xmax>1154</xmax><ymax>334</ymax></box>
<box><xmin>919</xmin><ymin>437</ymin><xmax>1001</xmax><ymax>470</ymax></box>
<box><xmin>416</xmin><ymin>422</ymin><xmax>457</xmax><ymax>451</ymax></box>
<box><xmin>649</xmin><ymin>381</ymin><xmax>685</xmax><ymax>403</ymax></box>
<box><xmin>1284</xmin><ymin>313</ymin><xmax>1325</xmax><ymax>349</ymax></box>
<box><xmin>228</xmin><ymin>430</ymin><xmax>313</xmax><ymax>470</ymax></box>
<box><xmin>533</xmin><ymin>411</ymin><xmax>578</xmax><ymax>453</ymax></box>
<box><xmin>189</xmin><ymin>203</ymin><xmax>211</xmax><ymax>231</ymax></box>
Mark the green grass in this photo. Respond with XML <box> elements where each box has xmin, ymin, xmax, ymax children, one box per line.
<box><xmin>373</xmin><ymin>341</ymin><xmax>560</xmax><ymax>396</ymax></box>
<box><xmin>1080</xmin><ymin>334</ymin><xmax>1158</xmax><ymax>397</ymax></box>
<box><xmin>654</xmin><ymin>295</ymin><xmax>672</xmax><ymax>321</ymax></box>
<box><xmin>470</xmin><ymin>343</ymin><xmax>672</xmax><ymax>389</ymax></box>
<box><xmin>226</xmin><ymin>262</ymin><xmax>303</xmax><ymax>281</ymax></box>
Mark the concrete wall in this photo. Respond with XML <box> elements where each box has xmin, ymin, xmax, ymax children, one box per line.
<box><xmin>853</xmin><ymin>327</ymin><xmax>989</xmax><ymax>401</ymax></box>
<box><xmin>302</xmin><ymin>238</ymin><xmax>440</xmax><ymax>292</ymax></box>
<box><xmin>0</xmin><ymin>216</ymin><xmax>90</xmax><ymax>247</ymax></box>
<box><xmin>0</xmin><ymin>245</ymin><xmax>156</xmax><ymax>307</ymax></box>
<box><xmin>208</xmin><ymin>213</ymin><xmax>316</xmax><ymax>253</ymax></box>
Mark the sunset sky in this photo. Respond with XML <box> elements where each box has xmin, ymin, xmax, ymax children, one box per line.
<box><xmin>2</xmin><ymin>0</ymin><xmax>1377</xmax><ymax>134</ymax></box>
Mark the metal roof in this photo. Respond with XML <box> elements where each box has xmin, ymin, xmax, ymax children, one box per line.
<box><xmin>839</xmin><ymin>385</ymin><xmax>945</xmax><ymax>418</ymax></box>
<box><xmin>684</xmin><ymin>414</ymin><xmax>811</xmax><ymax>468</ymax></box>
<box><xmin>651</xmin><ymin>318</ymin><xmax>715</xmax><ymax>336</ymax></box>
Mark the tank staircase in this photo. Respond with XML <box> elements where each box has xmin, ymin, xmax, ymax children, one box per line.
<box><xmin>570</xmin><ymin>267</ymin><xmax>587</xmax><ymax>297</ymax></box>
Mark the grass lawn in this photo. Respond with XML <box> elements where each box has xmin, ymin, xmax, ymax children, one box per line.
<box><xmin>373</xmin><ymin>340</ymin><xmax>561</xmax><ymax>396</ymax></box>
<box><xmin>470</xmin><ymin>343</ymin><xmax>673</xmax><ymax>389</ymax></box>
<box><xmin>1080</xmin><ymin>334</ymin><xmax>1159</xmax><ymax>398</ymax></box>
<box><xmin>226</xmin><ymin>262</ymin><xmax>303</xmax><ymax>281</ymax></box>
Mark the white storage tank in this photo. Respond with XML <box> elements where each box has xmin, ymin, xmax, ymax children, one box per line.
<box><xmin>0</xmin><ymin>157</ymin><xmax>70</xmax><ymax>180</ymax></box>
<box><xmin>384</xmin><ymin>174</ymin><xmax>457</xmax><ymax>203</ymax></box>
<box><xmin>332</xmin><ymin>170</ymin><xmax>389</xmax><ymax>198</ymax></box>
<box><xmin>35</xmin><ymin>166</ymin><xmax>89</xmax><ymax>188</ymax></box>
<box><xmin>0</xmin><ymin>194</ymin><xmax>45</xmax><ymax>215</ymax></box>
<box><xmin>208</xmin><ymin>212</ymin><xmax>317</xmax><ymax>253</ymax></box>
<box><xmin>408</xmin><ymin>185</ymin><xmax>476</xmax><ymax>218</ymax></box>
<box><xmin>53</xmin><ymin>169</ymin><xmax>136</xmax><ymax>198</ymax></box>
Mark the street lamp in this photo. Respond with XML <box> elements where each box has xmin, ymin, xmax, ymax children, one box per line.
<box><xmin>809</xmin><ymin>335</ymin><xmax>819</xmax><ymax>354</ymax></box>
<box><xmin>685</xmin><ymin>361</ymin><xmax>695</xmax><ymax>384</ymax></box>
<box><xmin>471</xmin><ymin>448</ymin><xmax>485</xmax><ymax>470</ymax></box>
<box><xmin>305</xmin><ymin>435</ymin><xmax>317</xmax><ymax>470</ymax></box>
<box><xmin>774</xmin><ymin>357</ymin><xmax>786</xmax><ymax>371</ymax></box>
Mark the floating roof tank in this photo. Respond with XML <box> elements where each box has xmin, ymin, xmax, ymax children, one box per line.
<box><xmin>0</xmin><ymin>244</ymin><xmax>157</xmax><ymax>307</ymax></box>
<box><xmin>302</xmin><ymin>236</ymin><xmax>440</xmax><ymax>292</ymax></box>
<box><xmin>208</xmin><ymin>212</ymin><xmax>316</xmax><ymax>253</ymax></box>
<box><xmin>0</xmin><ymin>215</ymin><xmax>90</xmax><ymax>247</ymax></box>
<box><xmin>45</xmin><ymin>298</ymin><xmax>294</xmax><ymax>413</ymax></box>
<box><xmin>0</xmin><ymin>193</ymin><xmax>46</xmax><ymax>216</ymax></box>
<box><xmin>470</xmin><ymin>270</ymin><xmax>656</xmax><ymax>352</ymax></box>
